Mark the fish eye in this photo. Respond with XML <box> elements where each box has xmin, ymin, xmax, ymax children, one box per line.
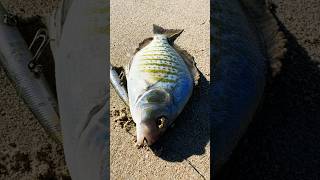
<box><xmin>156</xmin><ymin>116</ymin><xmax>166</xmax><ymax>129</ymax></box>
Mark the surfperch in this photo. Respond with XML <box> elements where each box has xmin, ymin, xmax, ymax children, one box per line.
<box><xmin>110</xmin><ymin>24</ymin><xmax>199</xmax><ymax>147</ymax></box>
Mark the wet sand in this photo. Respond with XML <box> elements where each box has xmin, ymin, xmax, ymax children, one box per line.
<box><xmin>110</xmin><ymin>0</ymin><xmax>210</xmax><ymax>179</ymax></box>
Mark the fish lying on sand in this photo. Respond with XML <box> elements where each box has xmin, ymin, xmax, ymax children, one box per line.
<box><xmin>110</xmin><ymin>24</ymin><xmax>199</xmax><ymax>147</ymax></box>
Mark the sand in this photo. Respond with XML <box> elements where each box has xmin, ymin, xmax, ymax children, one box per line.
<box><xmin>0</xmin><ymin>67</ymin><xmax>70</xmax><ymax>179</ymax></box>
<box><xmin>110</xmin><ymin>0</ymin><xmax>210</xmax><ymax>179</ymax></box>
<box><xmin>1</xmin><ymin>0</ymin><xmax>318</xmax><ymax>179</ymax></box>
<box><xmin>0</xmin><ymin>1</ymin><xmax>70</xmax><ymax>179</ymax></box>
<box><xmin>1</xmin><ymin>0</ymin><xmax>59</xmax><ymax>18</ymax></box>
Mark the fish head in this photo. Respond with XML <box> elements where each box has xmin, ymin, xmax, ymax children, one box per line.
<box><xmin>132</xmin><ymin>88</ymin><xmax>175</xmax><ymax>146</ymax></box>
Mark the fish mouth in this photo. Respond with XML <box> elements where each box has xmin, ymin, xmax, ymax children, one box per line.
<box><xmin>135</xmin><ymin>116</ymin><xmax>169</xmax><ymax>147</ymax></box>
<box><xmin>136</xmin><ymin>137</ymin><xmax>150</xmax><ymax>147</ymax></box>
<box><xmin>136</xmin><ymin>128</ymin><xmax>160</xmax><ymax>147</ymax></box>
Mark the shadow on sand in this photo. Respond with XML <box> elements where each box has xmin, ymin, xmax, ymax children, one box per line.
<box><xmin>217</xmin><ymin>10</ymin><xmax>320</xmax><ymax>180</ymax></box>
<box><xmin>150</xmin><ymin>71</ymin><xmax>210</xmax><ymax>162</ymax></box>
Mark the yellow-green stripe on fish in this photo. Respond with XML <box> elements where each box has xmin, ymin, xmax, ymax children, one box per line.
<box><xmin>125</xmin><ymin>24</ymin><xmax>198</xmax><ymax>147</ymax></box>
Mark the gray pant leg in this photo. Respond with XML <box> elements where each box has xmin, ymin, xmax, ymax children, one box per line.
<box><xmin>54</xmin><ymin>0</ymin><xmax>108</xmax><ymax>179</ymax></box>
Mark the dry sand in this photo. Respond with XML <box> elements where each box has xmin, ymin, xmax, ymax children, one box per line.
<box><xmin>1</xmin><ymin>0</ymin><xmax>318</xmax><ymax>179</ymax></box>
<box><xmin>110</xmin><ymin>0</ymin><xmax>210</xmax><ymax>179</ymax></box>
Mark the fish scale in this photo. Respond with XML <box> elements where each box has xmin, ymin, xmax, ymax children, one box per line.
<box><xmin>130</xmin><ymin>34</ymin><xmax>189</xmax><ymax>89</ymax></box>
<box><xmin>110</xmin><ymin>25</ymin><xmax>198</xmax><ymax>146</ymax></box>
<box><xmin>127</xmin><ymin>31</ymin><xmax>194</xmax><ymax>121</ymax></box>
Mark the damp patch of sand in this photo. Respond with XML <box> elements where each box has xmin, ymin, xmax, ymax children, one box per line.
<box><xmin>110</xmin><ymin>107</ymin><xmax>136</xmax><ymax>139</ymax></box>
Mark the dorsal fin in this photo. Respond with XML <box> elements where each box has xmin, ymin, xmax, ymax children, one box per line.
<box><xmin>128</xmin><ymin>25</ymin><xmax>199</xmax><ymax>86</ymax></box>
<box><xmin>153</xmin><ymin>24</ymin><xmax>184</xmax><ymax>45</ymax></box>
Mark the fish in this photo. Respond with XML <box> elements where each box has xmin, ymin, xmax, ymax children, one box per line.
<box><xmin>110</xmin><ymin>24</ymin><xmax>200</xmax><ymax>146</ymax></box>
<box><xmin>211</xmin><ymin>0</ymin><xmax>286</xmax><ymax>172</ymax></box>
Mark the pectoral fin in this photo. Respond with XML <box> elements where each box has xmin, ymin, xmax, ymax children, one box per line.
<box><xmin>110</xmin><ymin>65</ymin><xmax>129</xmax><ymax>106</ymax></box>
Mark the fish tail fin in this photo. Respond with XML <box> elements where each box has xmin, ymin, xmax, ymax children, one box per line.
<box><xmin>241</xmin><ymin>0</ymin><xmax>287</xmax><ymax>77</ymax></box>
<box><xmin>153</xmin><ymin>24</ymin><xmax>184</xmax><ymax>45</ymax></box>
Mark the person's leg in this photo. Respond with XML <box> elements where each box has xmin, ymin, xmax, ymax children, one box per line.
<box><xmin>52</xmin><ymin>0</ymin><xmax>108</xmax><ymax>179</ymax></box>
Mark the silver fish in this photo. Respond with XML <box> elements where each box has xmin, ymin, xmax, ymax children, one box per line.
<box><xmin>111</xmin><ymin>24</ymin><xmax>199</xmax><ymax>146</ymax></box>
